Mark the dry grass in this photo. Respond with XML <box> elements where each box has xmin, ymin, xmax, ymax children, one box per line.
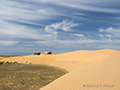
<box><xmin>0</xmin><ymin>63</ymin><xmax>68</xmax><ymax>90</ymax></box>
<box><xmin>0</xmin><ymin>55</ymin><xmax>24</xmax><ymax>58</ymax></box>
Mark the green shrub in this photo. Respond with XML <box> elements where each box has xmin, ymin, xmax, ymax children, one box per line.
<box><xmin>13</xmin><ymin>62</ymin><xmax>18</xmax><ymax>64</ymax></box>
<box><xmin>0</xmin><ymin>61</ymin><xmax>4</xmax><ymax>65</ymax></box>
<box><xmin>1</xmin><ymin>61</ymin><xmax>19</xmax><ymax>65</ymax></box>
<box><xmin>39</xmin><ymin>75</ymin><xmax>43</xmax><ymax>80</ymax></box>
<box><xmin>20</xmin><ymin>80</ymin><xmax>25</xmax><ymax>85</ymax></box>
<box><xmin>6</xmin><ymin>61</ymin><xmax>10</xmax><ymax>64</ymax></box>
<box><xmin>9</xmin><ymin>62</ymin><xmax>12</xmax><ymax>64</ymax></box>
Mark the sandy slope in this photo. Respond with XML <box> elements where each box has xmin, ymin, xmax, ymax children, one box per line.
<box><xmin>1</xmin><ymin>49</ymin><xmax>120</xmax><ymax>90</ymax></box>
<box><xmin>40</xmin><ymin>50</ymin><xmax>120</xmax><ymax>90</ymax></box>
<box><xmin>1</xmin><ymin>49</ymin><xmax>115</xmax><ymax>72</ymax></box>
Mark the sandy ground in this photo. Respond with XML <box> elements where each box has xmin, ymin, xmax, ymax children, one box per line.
<box><xmin>1</xmin><ymin>49</ymin><xmax>120</xmax><ymax>90</ymax></box>
<box><xmin>0</xmin><ymin>57</ymin><xmax>5</xmax><ymax>60</ymax></box>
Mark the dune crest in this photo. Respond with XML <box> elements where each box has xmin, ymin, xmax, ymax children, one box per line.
<box><xmin>1</xmin><ymin>49</ymin><xmax>117</xmax><ymax>72</ymax></box>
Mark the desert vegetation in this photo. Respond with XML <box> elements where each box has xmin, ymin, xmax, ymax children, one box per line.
<box><xmin>0</xmin><ymin>61</ymin><xmax>18</xmax><ymax>65</ymax></box>
<box><xmin>0</xmin><ymin>55</ymin><xmax>24</xmax><ymax>58</ymax></box>
<box><xmin>0</xmin><ymin>62</ymin><xmax>68</xmax><ymax>90</ymax></box>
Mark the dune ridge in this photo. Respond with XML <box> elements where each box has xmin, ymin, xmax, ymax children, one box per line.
<box><xmin>1</xmin><ymin>49</ymin><xmax>116</xmax><ymax>72</ymax></box>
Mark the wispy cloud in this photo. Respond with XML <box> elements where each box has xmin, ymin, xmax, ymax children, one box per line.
<box><xmin>70</xmin><ymin>34</ymin><xmax>86</xmax><ymax>40</ymax></box>
<box><xmin>0</xmin><ymin>20</ymin><xmax>52</xmax><ymax>40</ymax></box>
<box><xmin>98</xmin><ymin>27</ymin><xmax>120</xmax><ymax>38</ymax></box>
<box><xmin>34</xmin><ymin>38</ymin><xmax>118</xmax><ymax>48</ymax></box>
<box><xmin>0</xmin><ymin>40</ymin><xmax>19</xmax><ymax>46</ymax></box>
<box><xmin>44</xmin><ymin>20</ymin><xmax>79</xmax><ymax>40</ymax></box>
<box><xmin>98</xmin><ymin>45</ymin><xmax>120</xmax><ymax>49</ymax></box>
<box><xmin>45</xmin><ymin>20</ymin><xmax>79</xmax><ymax>32</ymax></box>
<box><xmin>38</xmin><ymin>0</ymin><xmax>120</xmax><ymax>13</ymax></box>
<box><xmin>98</xmin><ymin>34</ymin><xmax>104</xmax><ymax>38</ymax></box>
<box><xmin>0</xmin><ymin>0</ymin><xmax>55</xmax><ymax>21</ymax></box>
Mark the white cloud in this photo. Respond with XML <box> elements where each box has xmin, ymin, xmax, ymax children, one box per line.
<box><xmin>44</xmin><ymin>20</ymin><xmax>79</xmax><ymax>40</ymax></box>
<box><xmin>98</xmin><ymin>34</ymin><xmax>104</xmax><ymax>38</ymax></box>
<box><xmin>98</xmin><ymin>27</ymin><xmax>120</xmax><ymax>33</ymax></box>
<box><xmin>98</xmin><ymin>45</ymin><xmax>120</xmax><ymax>49</ymax></box>
<box><xmin>70</xmin><ymin>34</ymin><xmax>85</xmax><ymax>40</ymax></box>
<box><xmin>45</xmin><ymin>24</ymin><xmax>58</xmax><ymax>40</ymax></box>
<box><xmin>71</xmin><ymin>34</ymin><xmax>85</xmax><ymax>37</ymax></box>
<box><xmin>98</xmin><ymin>28</ymin><xmax>105</xmax><ymax>32</ymax></box>
<box><xmin>74</xmin><ymin>13</ymin><xmax>86</xmax><ymax>16</ymax></box>
<box><xmin>98</xmin><ymin>27</ymin><xmax>120</xmax><ymax>38</ymax></box>
<box><xmin>45</xmin><ymin>20</ymin><xmax>79</xmax><ymax>32</ymax></box>
<box><xmin>98</xmin><ymin>34</ymin><xmax>112</xmax><ymax>39</ymax></box>
<box><xmin>106</xmin><ymin>34</ymin><xmax>112</xmax><ymax>38</ymax></box>
<box><xmin>61</xmin><ymin>20</ymin><xmax>79</xmax><ymax>31</ymax></box>
<box><xmin>0</xmin><ymin>41</ymin><xmax>19</xmax><ymax>46</ymax></box>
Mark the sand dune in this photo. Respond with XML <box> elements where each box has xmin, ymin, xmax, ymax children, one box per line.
<box><xmin>1</xmin><ymin>49</ymin><xmax>120</xmax><ymax>90</ymax></box>
<box><xmin>39</xmin><ymin>50</ymin><xmax>120</xmax><ymax>90</ymax></box>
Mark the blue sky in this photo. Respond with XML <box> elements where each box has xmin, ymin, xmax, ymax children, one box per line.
<box><xmin>0</xmin><ymin>0</ymin><xmax>120</xmax><ymax>54</ymax></box>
